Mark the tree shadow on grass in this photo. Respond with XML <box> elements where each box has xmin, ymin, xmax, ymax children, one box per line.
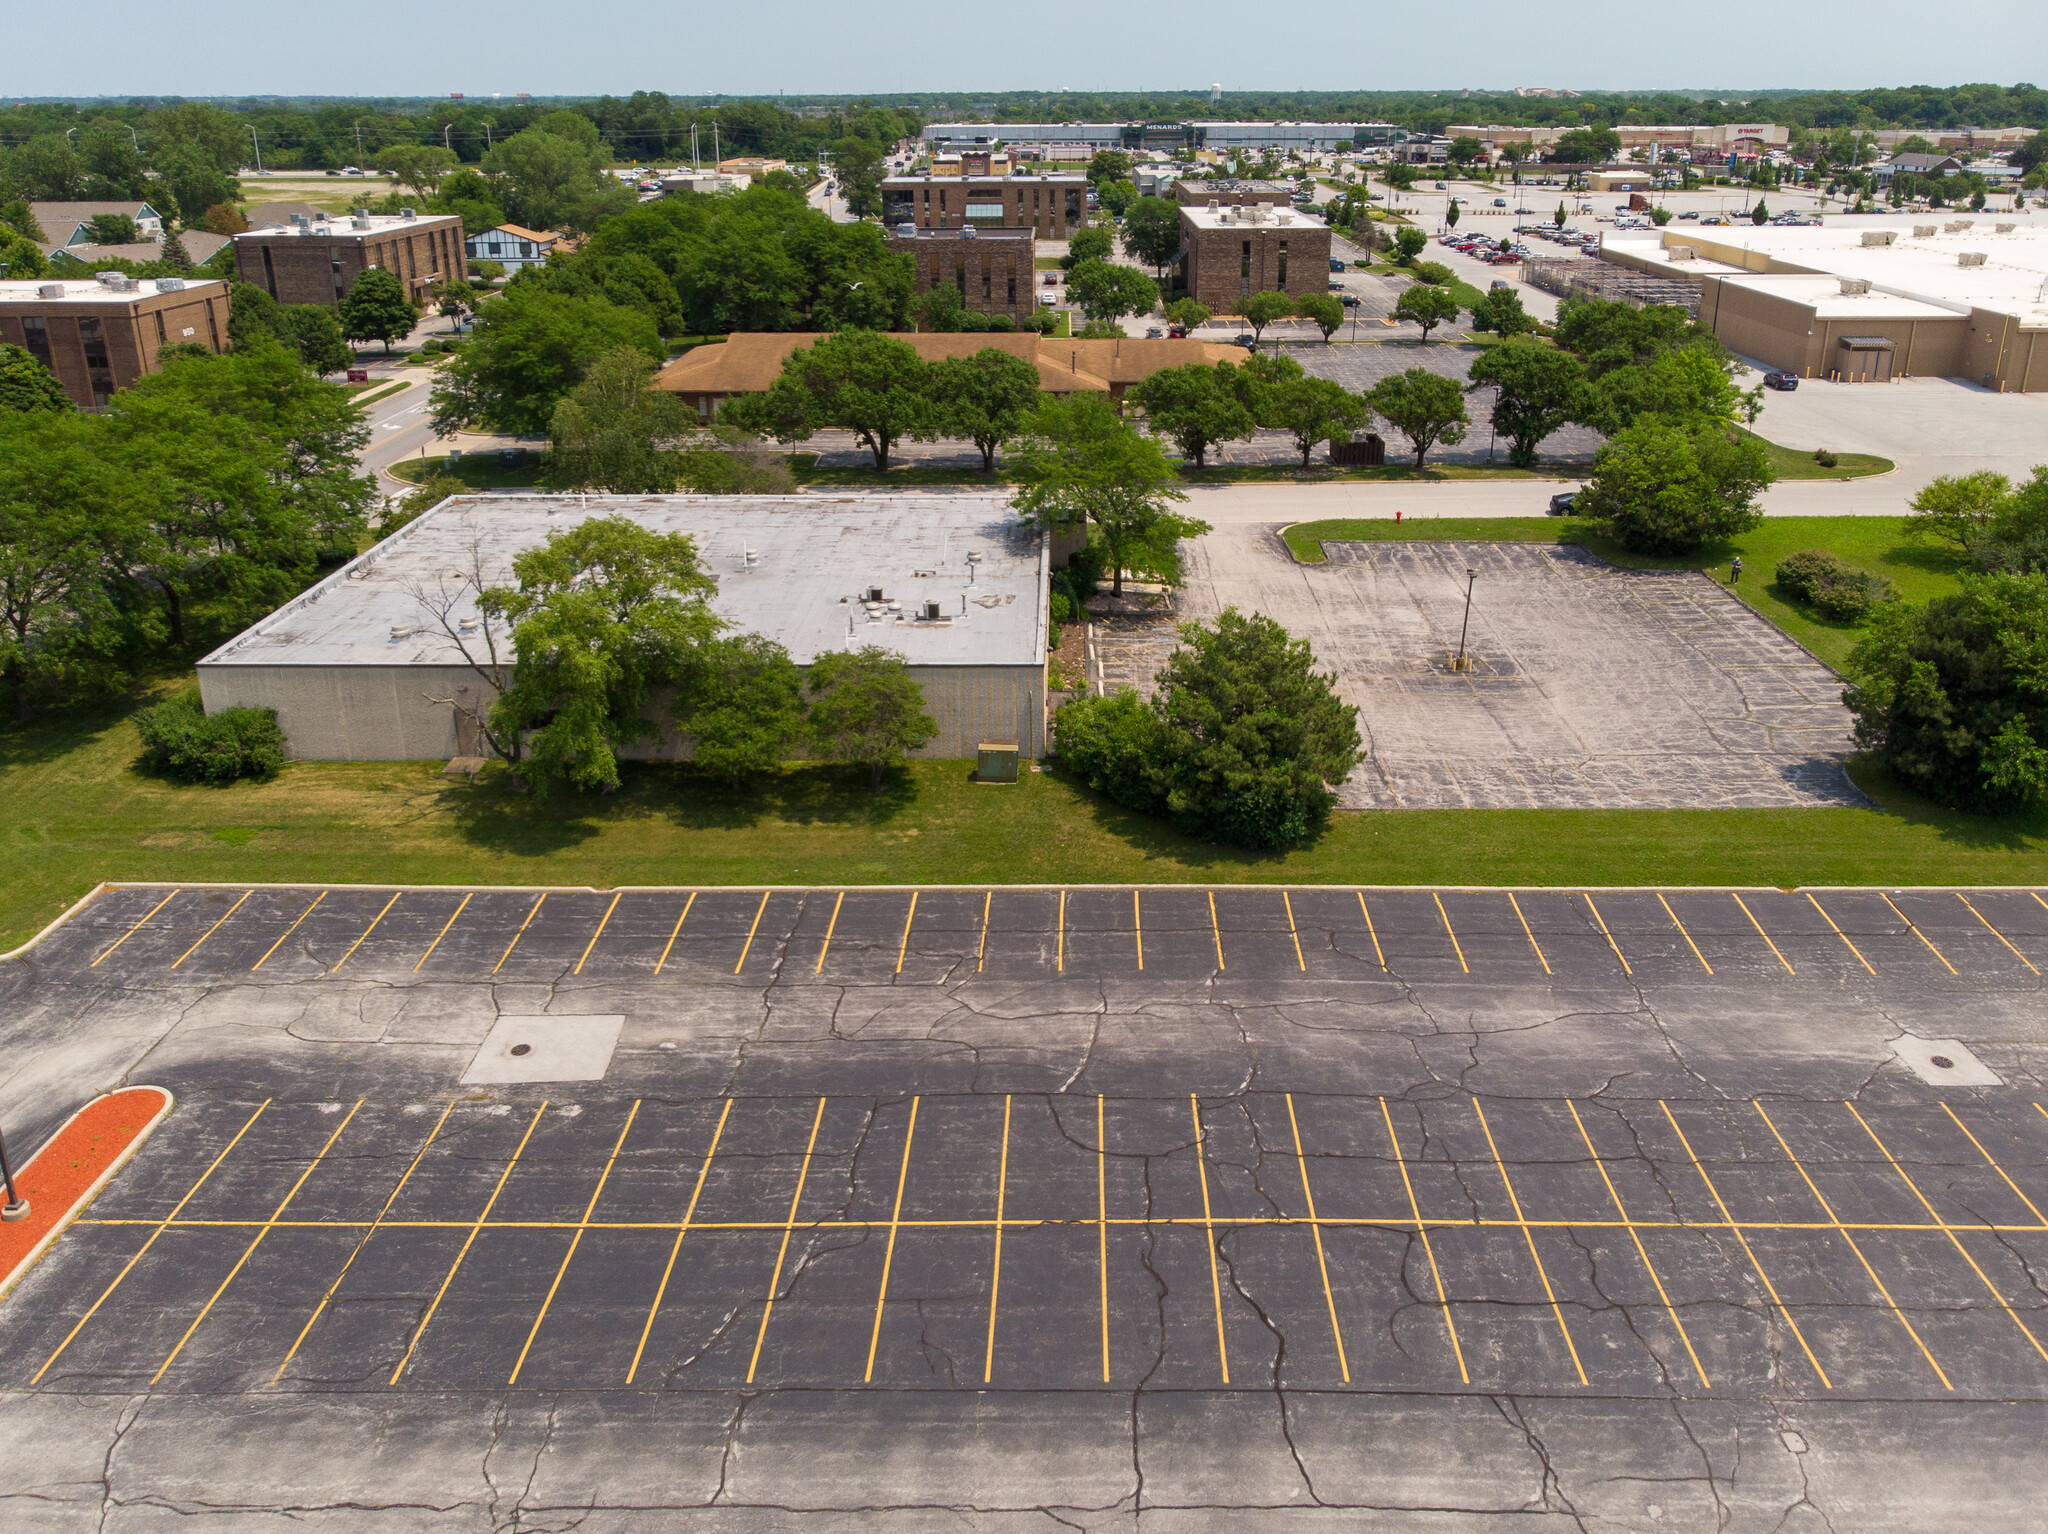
<box><xmin>1038</xmin><ymin>762</ymin><xmax>1321</xmax><ymax>874</ymax></box>
<box><xmin>442</xmin><ymin>770</ymin><xmax>610</xmax><ymax>856</ymax></box>
<box><xmin>1845</xmin><ymin>755</ymin><xmax>2048</xmax><ymax>854</ymax></box>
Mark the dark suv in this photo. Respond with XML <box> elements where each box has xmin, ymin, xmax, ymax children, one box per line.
<box><xmin>1763</xmin><ymin>371</ymin><xmax>1798</xmax><ymax>391</ymax></box>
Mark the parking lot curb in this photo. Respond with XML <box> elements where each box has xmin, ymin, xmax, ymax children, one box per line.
<box><xmin>0</xmin><ymin>1086</ymin><xmax>174</xmax><ymax>1305</ymax></box>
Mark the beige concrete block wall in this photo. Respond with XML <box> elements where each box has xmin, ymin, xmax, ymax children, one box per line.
<box><xmin>1696</xmin><ymin>275</ymin><xmax>1970</xmax><ymax>379</ymax></box>
<box><xmin>200</xmin><ymin>661</ymin><xmax>1045</xmax><ymax>763</ymax></box>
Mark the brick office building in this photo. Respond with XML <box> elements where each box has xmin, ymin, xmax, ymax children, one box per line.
<box><xmin>233</xmin><ymin>210</ymin><xmax>464</xmax><ymax>310</ymax></box>
<box><xmin>0</xmin><ymin>275</ymin><xmax>228</xmax><ymax>408</ymax></box>
<box><xmin>882</xmin><ymin>174</ymin><xmax>1087</xmax><ymax>239</ymax></box>
<box><xmin>888</xmin><ymin>225</ymin><xmax>1039</xmax><ymax>324</ymax></box>
<box><xmin>1175</xmin><ymin>202</ymin><xmax>1330</xmax><ymax>306</ymax></box>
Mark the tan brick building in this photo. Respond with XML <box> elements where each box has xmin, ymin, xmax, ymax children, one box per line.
<box><xmin>1174</xmin><ymin>203</ymin><xmax>1331</xmax><ymax>306</ymax></box>
<box><xmin>233</xmin><ymin>210</ymin><xmax>464</xmax><ymax>309</ymax></box>
<box><xmin>888</xmin><ymin>226</ymin><xmax>1038</xmax><ymax>324</ymax></box>
<box><xmin>0</xmin><ymin>275</ymin><xmax>229</xmax><ymax>408</ymax></box>
<box><xmin>882</xmin><ymin>174</ymin><xmax>1087</xmax><ymax>239</ymax></box>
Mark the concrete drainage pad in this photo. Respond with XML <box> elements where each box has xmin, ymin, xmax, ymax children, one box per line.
<box><xmin>1890</xmin><ymin>1034</ymin><xmax>2001</xmax><ymax>1087</ymax></box>
<box><xmin>460</xmin><ymin>1015</ymin><xmax>623</xmax><ymax>1085</ymax></box>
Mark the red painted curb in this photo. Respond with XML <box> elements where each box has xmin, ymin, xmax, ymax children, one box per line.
<box><xmin>0</xmin><ymin>1086</ymin><xmax>174</xmax><ymax>1303</ymax></box>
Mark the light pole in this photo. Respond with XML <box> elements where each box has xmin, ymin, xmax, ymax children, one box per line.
<box><xmin>1452</xmin><ymin>567</ymin><xmax>1477</xmax><ymax>673</ymax></box>
<box><xmin>0</xmin><ymin>1120</ymin><xmax>27</xmax><ymax>1222</ymax></box>
<box><xmin>248</xmin><ymin>125</ymin><xmax>263</xmax><ymax>174</ymax></box>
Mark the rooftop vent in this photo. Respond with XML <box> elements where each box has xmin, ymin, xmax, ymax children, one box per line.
<box><xmin>37</xmin><ymin>282</ymin><xmax>65</xmax><ymax>299</ymax></box>
<box><xmin>1913</xmin><ymin>224</ymin><xmax>1937</xmax><ymax>237</ymax></box>
<box><xmin>155</xmin><ymin>277</ymin><xmax>186</xmax><ymax>292</ymax></box>
<box><xmin>864</xmin><ymin>585</ymin><xmax>885</xmax><ymax>603</ymax></box>
<box><xmin>958</xmin><ymin>224</ymin><xmax>977</xmax><ymax>238</ymax></box>
<box><xmin>458</xmin><ymin>616</ymin><xmax>478</xmax><ymax>634</ymax></box>
<box><xmin>1839</xmin><ymin>277</ymin><xmax>1871</xmax><ymax>295</ymax></box>
<box><xmin>351</xmin><ymin>215</ymin><xmax>371</xmax><ymax>231</ymax></box>
<box><xmin>389</xmin><ymin>623</ymin><xmax>411</xmax><ymax>641</ymax></box>
<box><xmin>896</xmin><ymin>221</ymin><xmax>917</xmax><ymax>237</ymax></box>
<box><xmin>400</xmin><ymin>207</ymin><xmax>415</xmax><ymax>219</ymax></box>
<box><xmin>289</xmin><ymin>214</ymin><xmax>308</xmax><ymax>228</ymax></box>
<box><xmin>1861</xmin><ymin>230</ymin><xmax>1898</xmax><ymax>247</ymax></box>
<box><xmin>1996</xmin><ymin>222</ymin><xmax>2016</xmax><ymax>233</ymax></box>
<box><xmin>1667</xmin><ymin>245</ymin><xmax>1697</xmax><ymax>262</ymax></box>
<box><xmin>1958</xmin><ymin>251</ymin><xmax>1987</xmax><ymax>267</ymax></box>
<box><xmin>921</xmin><ymin>600</ymin><xmax>942</xmax><ymax>621</ymax></box>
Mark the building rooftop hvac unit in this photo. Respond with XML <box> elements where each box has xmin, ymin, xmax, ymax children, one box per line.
<box><xmin>400</xmin><ymin>207</ymin><xmax>415</xmax><ymax>220</ymax></box>
<box><xmin>1945</xmin><ymin>219</ymin><xmax>1974</xmax><ymax>232</ymax></box>
<box><xmin>1913</xmin><ymin>224</ymin><xmax>1937</xmax><ymax>237</ymax></box>
<box><xmin>351</xmin><ymin>216</ymin><xmax>371</xmax><ymax>231</ymax></box>
<box><xmin>1861</xmin><ymin>230</ymin><xmax>1898</xmax><ymax>247</ymax></box>
<box><xmin>156</xmin><ymin>277</ymin><xmax>186</xmax><ymax>292</ymax></box>
<box><xmin>896</xmin><ymin>221</ymin><xmax>917</xmax><ymax>237</ymax></box>
<box><xmin>1958</xmin><ymin>251</ymin><xmax>1987</xmax><ymax>267</ymax></box>
<box><xmin>37</xmin><ymin>283</ymin><xmax>65</xmax><ymax>299</ymax></box>
<box><xmin>1839</xmin><ymin>277</ymin><xmax>1871</xmax><ymax>295</ymax></box>
<box><xmin>1996</xmin><ymin>222</ymin><xmax>2016</xmax><ymax>233</ymax></box>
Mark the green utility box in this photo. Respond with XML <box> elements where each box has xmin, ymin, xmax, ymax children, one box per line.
<box><xmin>975</xmin><ymin>739</ymin><xmax>1020</xmax><ymax>784</ymax></box>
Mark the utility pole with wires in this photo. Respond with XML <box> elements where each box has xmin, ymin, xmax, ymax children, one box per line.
<box><xmin>248</xmin><ymin>125</ymin><xmax>263</xmax><ymax>174</ymax></box>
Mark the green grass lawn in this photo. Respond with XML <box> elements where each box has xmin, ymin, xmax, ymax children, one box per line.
<box><xmin>389</xmin><ymin>454</ymin><xmax>544</xmax><ymax>488</ymax></box>
<box><xmin>2</xmin><ymin>700</ymin><xmax>2042</xmax><ymax>952</ymax></box>
<box><xmin>1280</xmin><ymin>514</ymin><xmax>1966</xmax><ymax>674</ymax></box>
<box><xmin>1733</xmin><ymin>426</ymin><xmax>1893</xmax><ymax>481</ymax></box>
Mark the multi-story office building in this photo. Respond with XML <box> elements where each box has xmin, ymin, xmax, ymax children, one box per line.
<box><xmin>233</xmin><ymin>209</ymin><xmax>464</xmax><ymax>310</ymax></box>
<box><xmin>881</xmin><ymin>175</ymin><xmax>1087</xmax><ymax>239</ymax></box>
<box><xmin>0</xmin><ymin>274</ymin><xmax>229</xmax><ymax>408</ymax></box>
<box><xmin>1174</xmin><ymin>202</ymin><xmax>1331</xmax><ymax>305</ymax></box>
<box><xmin>888</xmin><ymin>225</ymin><xmax>1039</xmax><ymax>324</ymax></box>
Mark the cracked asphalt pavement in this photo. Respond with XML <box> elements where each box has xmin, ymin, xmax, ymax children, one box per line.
<box><xmin>3</xmin><ymin>881</ymin><xmax>2047</xmax><ymax>1531</ymax></box>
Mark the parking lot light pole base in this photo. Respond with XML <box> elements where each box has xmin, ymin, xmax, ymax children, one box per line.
<box><xmin>1</xmin><ymin>1199</ymin><xmax>28</xmax><ymax>1223</ymax></box>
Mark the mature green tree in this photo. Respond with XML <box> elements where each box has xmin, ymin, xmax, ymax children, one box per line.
<box><xmin>435</xmin><ymin>277</ymin><xmax>480</xmax><ymax>331</ymax></box>
<box><xmin>431</xmin><ymin>168</ymin><xmax>508</xmax><ymax>238</ymax></box>
<box><xmin>1393</xmin><ymin>226</ymin><xmax>1428</xmax><ymax>263</ymax></box>
<box><xmin>931</xmin><ymin>348</ymin><xmax>1042</xmax><ymax>472</ymax></box>
<box><xmin>1750</xmin><ymin>198</ymin><xmax>1771</xmax><ymax>225</ymax></box>
<box><xmin>78</xmin><ymin>118</ymin><xmax>149</xmax><ymax>199</ymax></box>
<box><xmin>1061</xmin><ymin>223</ymin><xmax>1114</xmax><ymax>271</ymax></box>
<box><xmin>338</xmin><ymin>268</ymin><xmax>419</xmax><ymax>355</ymax></box>
<box><xmin>1119</xmin><ymin>197</ymin><xmax>1183</xmax><ymax>280</ymax></box>
<box><xmin>373</xmin><ymin>145</ymin><xmax>459</xmax><ymax>200</ymax></box>
<box><xmin>0</xmin><ymin>410</ymin><xmax>127</xmax><ymax>718</ymax></box>
<box><xmin>1551</xmin><ymin>127</ymin><xmax>1621</xmax><ymax>163</ymax></box>
<box><xmin>1555</xmin><ymin>298</ymin><xmax>1721</xmax><ymax>377</ymax></box>
<box><xmin>1445</xmin><ymin>200</ymin><xmax>1460</xmax><ymax>229</ymax></box>
<box><xmin>1295</xmin><ymin>291</ymin><xmax>1344</xmax><ymax>342</ymax></box>
<box><xmin>1449</xmin><ymin>137</ymin><xmax>1484</xmax><ymax>167</ymax></box>
<box><xmin>548</xmin><ymin>346</ymin><xmax>701</xmax><ymax>492</ymax></box>
<box><xmin>151</xmin><ymin>139</ymin><xmax>239</xmax><ymax>225</ymax></box>
<box><xmin>829</xmin><ymin>136</ymin><xmax>887</xmax><ymax>219</ymax></box>
<box><xmin>0</xmin><ymin>343</ymin><xmax>72</xmax><ymax>413</ymax></box>
<box><xmin>483</xmin><ymin>126</ymin><xmax>632</xmax><ymax>235</ymax></box>
<box><xmin>272</xmin><ymin>305</ymin><xmax>353</xmax><ymax>377</ymax></box>
<box><xmin>1149</xmin><ymin>607</ymin><xmax>1363</xmax><ymax>848</ymax></box>
<box><xmin>1266</xmin><ymin>375</ymin><xmax>1371</xmax><ymax>467</ymax></box>
<box><xmin>1163</xmin><ymin>297</ymin><xmax>1213</xmax><ymax>332</ymax></box>
<box><xmin>723</xmin><ymin>330</ymin><xmax>933</xmax><ymax>471</ymax></box>
<box><xmin>1128</xmin><ymin>362</ymin><xmax>1256</xmax><ymax>468</ymax></box>
<box><xmin>1466</xmin><ymin>339</ymin><xmax>1586</xmax><ymax>467</ymax></box>
<box><xmin>482</xmin><ymin>515</ymin><xmax>723</xmax><ymax>794</ymax></box>
<box><xmin>805</xmin><ymin>645</ymin><xmax>938</xmax><ymax>790</ymax></box>
<box><xmin>432</xmin><ymin>288</ymin><xmax>663</xmax><ymax>436</ymax></box>
<box><xmin>11</xmin><ymin>134</ymin><xmax>84</xmax><ymax>199</ymax></box>
<box><xmin>685</xmin><ymin>633</ymin><xmax>809</xmax><ymax>787</ymax></box>
<box><xmin>1098</xmin><ymin>178</ymin><xmax>1139</xmax><ymax>219</ymax></box>
<box><xmin>0</xmin><ymin>223</ymin><xmax>49</xmax><ymax>277</ymax></box>
<box><xmin>1010</xmin><ymin>394</ymin><xmax>1211</xmax><ymax>596</ymax></box>
<box><xmin>1087</xmin><ymin>150</ymin><xmax>1135</xmax><ymax>186</ymax></box>
<box><xmin>1065</xmin><ymin>258</ymin><xmax>1158</xmax><ymax>323</ymax></box>
<box><xmin>1578</xmin><ymin>419</ymin><xmax>1771</xmax><ymax>554</ymax></box>
<box><xmin>1844</xmin><ymin>573</ymin><xmax>2048</xmax><ymax>811</ymax></box>
<box><xmin>1906</xmin><ymin>469</ymin><xmax>2018</xmax><ymax>559</ymax></box>
<box><xmin>1233</xmin><ymin>290</ymin><xmax>1296</xmax><ymax>347</ymax></box>
<box><xmin>1554</xmin><ymin>202</ymin><xmax>1569</xmax><ymax>228</ymax></box>
<box><xmin>104</xmin><ymin>343</ymin><xmax>373</xmax><ymax>646</ymax></box>
<box><xmin>1393</xmin><ymin>283</ymin><xmax>1462</xmax><ymax>342</ymax></box>
<box><xmin>86</xmin><ymin>213</ymin><xmax>141</xmax><ymax>246</ymax></box>
<box><xmin>1468</xmin><ymin>285</ymin><xmax>1536</xmax><ymax>337</ymax></box>
<box><xmin>1367</xmin><ymin>367</ymin><xmax>1470</xmax><ymax>467</ymax></box>
<box><xmin>1580</xmin><ymin>345</ymin><xmax>1747</xmax><ymax>435</ymax></box>
<box><xmin>157</xmin><ymin>227</ymin><xmax>194</xmax><ymax>272</ymax></box>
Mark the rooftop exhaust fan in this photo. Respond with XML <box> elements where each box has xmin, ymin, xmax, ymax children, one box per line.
<box><xmin>1839</xmin><ymin>277</ymin><xmax>1871</xmax><ymax>295</ymax></box>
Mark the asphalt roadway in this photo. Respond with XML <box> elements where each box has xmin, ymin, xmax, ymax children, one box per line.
<box><xmin>3</xmin><ymin>880</ymin><xmax>2048</xmax><ymax>1530</ymax></box>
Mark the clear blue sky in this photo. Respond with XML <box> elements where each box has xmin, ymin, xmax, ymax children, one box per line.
<box><xmin>6</xmin><ymin>0</ymin><xmax>2044</xmax><ymax>99</ymax></box>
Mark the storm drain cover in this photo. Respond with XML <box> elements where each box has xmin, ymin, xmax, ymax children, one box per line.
<box><xmin>1890</xmin><ymin>1035</ymin><xmax>2001</xmax><ymax>1088</ymax></box>
<box><xmin>461</xmin><ymin>1015</ymin><xmax>623</xmax><ymax>1085</ymax></box>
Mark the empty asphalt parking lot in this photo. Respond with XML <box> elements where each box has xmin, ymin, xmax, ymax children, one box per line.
<box><xmin>4</xmin><ymin>882</ymin><xmax>2048</xmax><ymax>1530</ymax></box>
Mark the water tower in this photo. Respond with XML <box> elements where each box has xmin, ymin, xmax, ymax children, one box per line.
<box><xmin>1210</xmin><ymin>83</ymin><xmax>1222</xmax><ymax>106</ymax></box>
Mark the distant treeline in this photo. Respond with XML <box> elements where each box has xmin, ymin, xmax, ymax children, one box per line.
<box><xmin>6</xmin><ymin>85</ymin><xmax>2046</xmax><ymax>164</ymax></box>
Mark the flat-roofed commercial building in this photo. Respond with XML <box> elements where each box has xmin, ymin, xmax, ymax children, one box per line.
<box><xmin>922</xmin><ymin>121</ymin><xmax>1402</xmax><ymax>154</ymax></box>
<box><xmin>888</xmin><ymin>225</ymin><xmax>1038</xmax><ymax>324</ymax></box>
<box><xmin>233</xmin><ymin>209</ymin><xmax>464</xmax><ymax>309</ymax></box>
<box><xmin>1601</xmin><ymin>223</ymin><xmax>2048</xmax><ymax>389</ymax></box>
<box><xmin>0</xmin><ymin>274</ymin><xmax>228</xmax><ymax>408</ymax></box>
<box><xmin>656</xmin><ymin>332</ymin><xmax>1244</xmax><ymax>419</ymax></box>
<box><xmin>1175</xmin><ymin>202</ymin><xmax>1331</xmax><ymax>306</ymax></box>
<box><xmin>1172</xmin><ymin>178</ymin><xmax>1296</xmax><ymax>206</ymax></box>
<box><xmin>198</xmin><ymin>495</ymin><xmax>1053</xmax><ymax>762</ymax></box>
<box><xmin>882</xmin><ymin>174</ymin><xmax>1087</xmax><ymax>239</ymax></box>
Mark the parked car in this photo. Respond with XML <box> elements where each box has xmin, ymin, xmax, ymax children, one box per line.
<box><xmin>1677</xmin><ymin>210</ymin><xmax>1700</xmax><ymax>220</ymax></box>
<box><xmin>1231</xmin><ymin>333</ymin><xmax>1256</xmax><ymax>349</ymax></box>
<box><xmin>1329</xmin><ymin>256</ymin><xmax>1346</xmax><ymax>272</ymax></box>
<box><xmin>1145</xmin><ymin>326</ymin><xmax>1164</xmax><ymax>338</ymax></box>
<box><xmin>1167</xmin><ymin>325</ymin><xmax>1188</xmax><ymax>338</ymax></box>
<box><xmin>1490</xmin><ymin>279</ymin><xmax>1512</xmax><ymax>290</ymax></box>
<box><xmin>1492</xmin><ymin>198</ymin><xmax>1507</xmax><ymax>207</ymax></box>
<box><xmin>1548</xmin><ymin>491</ymin><xmax>1578</xmax><ymax>516</ymax></box>
<box><xmin>1434</xmin><ymin>180</ymin><xmax>1448</xmax><ymax>190</ymax></box>
<box><xmin>1338</xmin><ymin>294</ymin><xmax>1359</xmax><ymax>307</ymax></box>
<box><xmin>1042</xmin><ymin>271</ymin><xmax>1059</xmax><ymax>286</ymax></box>
<box><xmin>1763</xmin><ymin>371</ymin><xmax>1799</xmax><ymax>391</ymax></box>
<box><xmin>342</xmin><ymin>165</ymin><xmax>363</xmax><ymax>176</ymax></box>
<box><xmin>1037</xmin><ymin>294</ymin><xmax>1057</xmax><ymax>307</ymax></box>
<box><xmin>1701</xmin><ymin>216</ymin><xmax>1725</xmax><ymax>225</ymax></box>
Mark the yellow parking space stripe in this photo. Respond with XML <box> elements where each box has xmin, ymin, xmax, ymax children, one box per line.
<box><xmin>1582</xmin><ymin>893</ymin><xmax>1631</xmax><ymax>975</ymax></box>
<box><xmin>1286</xmin><ymin>1093</ymin><xmax>1349</xmax><ymax>1383</ymax></box>
<box><xmin>1730</xmin><ymin>893</ymin><xmax>1793</xmax><ymax>975</ymax></box>
<box><xmin>91</xmin><ymin>889</ymin><xmax>178</xmax><ymax>967</ymax></box>
<box><xmin>628</xmin><ymin>1097</ymin><xmax>732</xmax><ymax>1385</ymax></box>
<box><xmin>1805</xmin><ymin>894</ymin><xmax>1874</xmax><ymax>975</ymax></box>
<box><xmin>748</xmin><ymin>1097</ymin><xmax>826</xmax><ymax>1384</ymax></box>
<box><xmin>1208</xmin><ymin>892</ymin><xmax>1226</xmax><ymax>971</ymax></box>
<box><xmin>573</xmin><ymin>892</ymin><xmax>622</xmax><ymax>975</ymax></box>
<box><xmin>814</xmin><ymin>891</ymin><xmax>844</xmax><ymax>972</ymax></box>
<box><xmin>171</xmin><ymin>889</ymin><xmax>253</xmax><ymax>969</ymax></box>
<box><xmin>1356</xmin><ymin>892</ymin><xmax>1386</xmax><ymax>970</ymax></box>
<box><xmin>895</xmin><ymin>891</ymin><xmax>918</xmax><ymax>974</ymax></box>
<box><xmin>1474</xmin><ymin>1098</ymin><xmax>1586</xmax><ymax>1385</ymax></box>
<box><xmin>734</xmin><ymin>891</ymin><xmax>771</xmax><ymax>974</ymax></box>
<box><xmin>1434</xmin><ymin>893</ymin><xmax>1468</xmax><ymax>973</ymax></box>
<box><xmin>1657</xmin><ymin>894</ymin><xmax>1712</xmax><ymax>973</ymax></box>
<box><xmin>1956</xmin><ymin>893</ymin><xmax>2038</xmax><ymax>975</ymax></box>
<box><xmin>1506</xmin><ymin>892</ymin><xmax>1550</xmax><ymax>974</ymax></box>
<box><xmin>1189</xmin><ymin>1095</ymin><xmax>1230</xmax><ymax>1384</ymax></box>
<box><xmin>335</xmin><ymin>892</ymin><xmax>402</xmax><ymax>972</ymax></box>
<box><xmin>652</xmin><ymin>892</ymin><xmax>695</xmax><ymax>975</ymax></box>
<box><xmin>413</xmin><ymin>893</ymin><xmax>470</xmax><ymax>971</ymax></box>
<box><xmin>864</xmin><ymin>1097</ymin><xmax>920</xmax><ymax>1382</ymax></box>
<box><xmin>490</xmin><ymin>894</ymin><xmax>544</xmax><ymax>974</ymax></box>
<box><xmin>1880</xmin><ymin>893</ymin><xmax>1955</xmax><ymax>975</ymax></box>
<box><xmin>1283</xmin><ymin>892</ymin><xmax>1306</xmax><ymax>971</ymax></box>
<box><xmin>252</xmin><ymin>891</ymin><xmax>326</xmax><ymax>971</ymax></box>
<box><xmin>509</xmin><ymin>1100</ymin><xmax>640</xmax><ymax>1384</ymax></box>
<box><xmin>1379</xmin><ymin>1096</ymin><xmax>1467</xmax><ymax>1383</ymax></box>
